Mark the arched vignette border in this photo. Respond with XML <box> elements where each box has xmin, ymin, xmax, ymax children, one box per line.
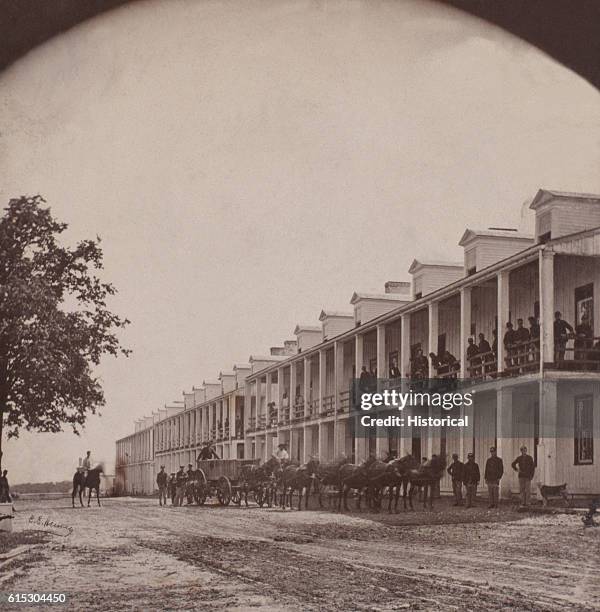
<box><xmin>0</xmin><ymin>0</ymin><xmax>599</xmax><ymax>90</ymax></box>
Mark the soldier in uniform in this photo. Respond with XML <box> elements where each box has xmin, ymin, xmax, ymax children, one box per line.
<box><xmin>168</xmin><ymin>473</ymin><xmax>176</xmax><ymax>505</ymax></box>
<box><xmin>0</xmin><ymin>469</ymin><xmax>11</xmax><ymax>503</ymax></box>
<box><xmin>156</xmin><ymin>465</ymin><xmax>168</xmax><ymax>506</ymax></box>
<box><xmin>463</xmin><ymin>452</ymin><xmax>480</xmax><ymax>508</ymax></box>
<box><xmin>185</xmin><ymin>463</ymin><xmax>195</xmax><ymax>505</ymax></box>
<box><xmin>447</xmin><ymin>453</ymin><xmax>464</xmax><ymax>506</ymax></box>
<box><xmin>174</xmin><ymin>466</ymin><xmax>186</xmax><ymax>507</ymax></box>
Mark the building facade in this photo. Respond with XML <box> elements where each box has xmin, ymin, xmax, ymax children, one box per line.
<box><xmin>116</xmin><ymin>189</ymin><xmax>600</xmax><ymax>497</ymax></box>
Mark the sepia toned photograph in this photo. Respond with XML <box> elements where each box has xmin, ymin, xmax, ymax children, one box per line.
<box><xmin>1</xmin><ymin>1</ymin><xmax>599</xmax><ymax>610</ymax></box>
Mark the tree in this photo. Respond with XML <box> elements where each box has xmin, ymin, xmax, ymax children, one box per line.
<box><xmin>0</xmin><ymin>195</ymin><xmax>130</xmax><ymax>469</ymax></box>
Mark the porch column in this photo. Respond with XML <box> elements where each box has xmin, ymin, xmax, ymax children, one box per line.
<box><xmin>399</xmin><ymin>314</ymin><xmax>411</xmax><ymax>456</ymax></box>
<box><xmin>496</xmin><ymin>386</ymin><xmax>515</xmax><ymax>498</ymax></box>
<box><xmin>289</xmin><ymin>363</ymin><xmax>297</xmax><ymax>460</ymax></box>
<box><xmin>539</xmin><ymin>250</ymin><xmax>555</xmax><ymax>367</ymax></box>
<box><xmin>318</xmin><ymin>422</ymin><xmax>329</xmax><ymax>461</ymax></box>
<box><xmin>303</xmin><ymin>356</ymin><xmax>311</xmax><ymax>416</ymax></box>
<box><xmin>460</xmin><ymin>287</ymin><xmax>472</xmax><ymax>378</ymax></box>
<box><xmin>277</xmin><ymin>367</ymin><xmax>284</xmax><ymax>430</ymax></box>
<box><xmin>290</xmin><ymin>362</ymin><xmax>297</xmax><ymax>409</ymax></box>
<box><xmin>538</xmin><ymin>380</ymin><xmax>558</xmax><ymax>486</ymax></box>
<box><xmin>243</xmin><ymin>380</ymin><xmax>252</xmax><ymax>458</ymax></box>
<box><xmin>355</xmin><ymin>334</ymin><xmax>368</xmax><ymax>463</ymax></box>
<box><xmin>355</xmin><ymin>334</ymin><xmax>364</xmax><ymax>374</ymax></box>
<box><xmin>255</xmin><ymin>378</ymin><xmax>262</xmax><ymax>425</ymax></box>
<box><xmin>497</xmin><ymin>271</ymin><xmax>510</xmax><ymax>373</ymax></box>
<box><xmin>265</xmin><ymin>372</ymin><xmax>272</xmax><ymax>428</ymax></box>
<box><xmin>376</xmin><ymin>324</ymin><xmax>386</xmax><ymax>382</ymax></box>
<box><xmin>400</xmin><ymin>314</ymin><xmax>410</xmax><ymax>379</ymax></box>
<box><xmin>428</xmin><ymin>302</ymin><xmax>439</xmax><ymax>378</ymax></box>
<box><xmin>319</xmin><ymin>349</ymin><xmax>326</xmax><ymax>416</ymax></box>
<box><xmin>375</xmin><ymin>324</ymin><xmax>387</xmax><ymax>458</ymax></box>
<box><xmin>303</xmin><ymin>356</ymin><xmax>311</xmax><ymax>463</ymax></box>
<box><xmin>333</xmin><ymin>342</ymin><xmax>346</xmax><ymax>459</ymax></box>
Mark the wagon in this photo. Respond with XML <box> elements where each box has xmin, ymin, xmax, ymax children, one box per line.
<box><xmin>194</xmin><ymin>458</ymin><xmax>260</xmax><ymax>506</ymax></box>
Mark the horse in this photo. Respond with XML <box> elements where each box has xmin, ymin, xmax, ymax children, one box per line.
<box><xmin>338</xmin><ymin>461</ymin><xmax>372</xmax><ymax>511</ymax></box>
<box><xmin>72</xmin><ymin>466</ymin><xmax>104</xmax><ymax>508</ymax></box>
<box><xmin>364</xmin><ymin>454</ymin><xmax>420</xmax><ymax>513</ymax></box>
<box><xmin>312</xmin><ymin>456</ymin><xmax>351</xmax><ymax>509</ymax></box>
<box><xmin>406</xmin><ymin>454</ymin><xmax>447</xmax><ymax>510</ymax></box>
<box><xmin>72</xmin><ymin>469</ymin><xmax>86</xmax><ymax>508</ymax></box>
<box><xmin>278</xmin><ymin>458</ymin><xmax>319</xmax><ymax>510</ymax></box>
<box><xmin>240</xmin><ymin>456</ymin><xmax>282</xmax><ymax>507</ymax></box>
<box><xmin>85</xmin><ymin>466</ymin><xmax>104</xmax><ymax>507</ymax></box>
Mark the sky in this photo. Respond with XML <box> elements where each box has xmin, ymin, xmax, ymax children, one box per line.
<box><xmin>1</xmin><ymin>0</ymin><xmax>599</xmax><ymax>484</ymax></box>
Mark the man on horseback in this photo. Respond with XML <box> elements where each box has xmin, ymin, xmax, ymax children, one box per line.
<box><xmin>82</xmin><ymin>450</ymin><xmax>92</xmax><ymax>477</ymax></box>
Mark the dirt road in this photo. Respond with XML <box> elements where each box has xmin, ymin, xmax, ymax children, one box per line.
<box><xmin>2</xmin><ymin>496</ymin><xmax>599</xmax><ymax>611</ymax></box>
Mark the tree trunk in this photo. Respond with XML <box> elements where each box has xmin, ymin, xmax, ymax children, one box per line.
<box><xmin>0</xmin><ymin>406</ymin><xmax>3</xmax><ymax>472</ymax></box>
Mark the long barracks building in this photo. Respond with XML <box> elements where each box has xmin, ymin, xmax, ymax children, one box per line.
<box><xmin>116</xmin><ymin>189</ymin><xmax>600</xmax><ymax>498</ymax></box>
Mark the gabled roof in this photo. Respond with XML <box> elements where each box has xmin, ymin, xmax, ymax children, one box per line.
<box><xmin>233</xmin><ymin>363</ymin><xmax>251</xmax><ymax>371</ymax></box>
<box><xmin>530</xmin><ymin>188</ymin><xmax>600</xmax><ymax>210</ymax></box>
<box><xmin>408</xmin><ymin>259</ymin><xmax>463</xmax><ymax>274</ymax></box>
<box><xmin>459</xmin><ymin>228</ymin><xmax>534</xmax><ymax>246</ymax></box>
<box><xmin>219</xmin><ymin>370</ymin><xmax>235</xmax><ymax>378</ymax></box>
<box><xmin>248</xmin><ymin>354</ymin><xmax>286</xmax><ymax>362</ymax></box>
<box><xmin>350</xmin><ymin>292</ymin><xmax>409</xmax><ymax>304</ymax></box>
<box><xmin>203</xmin><ymin>380</ymin><xmax>221</xmax><ymax>387</ymax></box>
<box><xmin>318</xmin><ymin>310</ymin><xmax>354</xmax><ymax>321</ymax></box>
<box><xmin>293</xmin><ymin>324</ymin><xmax>321</xmax><ymax>334</ymax></box>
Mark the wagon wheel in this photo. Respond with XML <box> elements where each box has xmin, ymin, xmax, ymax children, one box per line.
<box><xmin>255</xmin><ymin>485</ymin><xmax>265</xmax><ymax>507</ymax></box>
<box><xmin>217</xmin><ymin>476</ymin><xmax>232</xmax><ymax>506</ymax></box>
<box><xmin>231</xmin><ymin>487</ymin><xmax>242</xmax><ymax>506</ymax></box>
<box><xmin>195</xmin><ymin>469</ymin><xmax>207</xmax><ymax>506</ymax></box>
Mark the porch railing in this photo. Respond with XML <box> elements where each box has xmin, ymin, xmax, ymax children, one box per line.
<box><xmin>321</xmin><ymin>394</ymin><xmax>335</xmax><ymax>416</ymax></box>
<box><xmin>293</xmin><ymin>401</ymin><xmax>305</xmax><ymax>421</ymax></box>
<box><xmin>556</xmin><ymin>338</ymin><xmax>600</xmax><ymax>371</ymax></box>
<box><xmin>338</xmin><ymin>390</ymin><xmax>350</xmax><ymax>413</ymax></box>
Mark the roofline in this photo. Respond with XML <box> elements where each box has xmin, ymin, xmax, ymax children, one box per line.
<box><xmin>293</xmin><ymin>325</ymin><xmax>321</xmax><ymax>334</ymax></box>
<box><xmin>458</xmin><ymin>228</ymin><xmax>535</xmax><ymax>246</ymax></box>
<box><xmin>530</xmin><ymin>188</ymin><xmax>600</xmax><ymax>210</ymax></box>
<box><xmin>408</xmin><ymin>259</ymin><xmax>463</xmax><ymax>274</ymax></box>
<box><xmin>318</xmin><ymin>310</ymin><xmax>354</xmax><ymax>321</ymax></box>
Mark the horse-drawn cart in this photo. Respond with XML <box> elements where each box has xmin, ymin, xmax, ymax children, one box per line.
<box><xmin>195</xmin><ymin>458</ymin><xmax>260</xmax><ymax>506</ymax></box>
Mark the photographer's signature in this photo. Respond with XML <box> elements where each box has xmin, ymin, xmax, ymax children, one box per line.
<box><xmin>28</xmin><ymin>514</ymin><xmax>73</xmax><ymax>537</ymax></box>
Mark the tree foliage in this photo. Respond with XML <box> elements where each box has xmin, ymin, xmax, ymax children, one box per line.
<box><xmin>0</xmin><ymin>195</ymin><xmax>130</xmax><ymax>466</ymax></box>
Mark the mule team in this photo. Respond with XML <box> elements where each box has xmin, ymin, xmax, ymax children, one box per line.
<box><xmin>153</xmin><ymin>452</ymin><xmax>449</xmax><ymax>512</ymax></box>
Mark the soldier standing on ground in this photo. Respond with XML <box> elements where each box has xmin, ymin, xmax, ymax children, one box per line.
<box><xmin>174</xmin><ymin>466</ymin><xmax>186</xmax><ymax>507</ymax></box>
<box><xmin>484</xmin><ymin>446</ymin><xmax>503</xmax><ymax>508</ymax></box>
<box><xmin>0</xmin><ymin>469</ymin><xmax>11</xmax><ymax>503</ymax></box>
<box><xmin>463</xmin><ymin>453</ymin><xmax>480</xmax><ymax>508</ymax></box>
<box><xmin>156</xmin><ymin>465</ymin><xmax>168</xmax><ymax>506</ymax></box>
<box><xmin>447</xmin><ymin>453</ymin><xmax>464</xmax><ymax>506</ymax></box>
<box><xmin>511</xmin><ymin>446</ymin><xmax>535</xmax><ymax>507</ymax></box>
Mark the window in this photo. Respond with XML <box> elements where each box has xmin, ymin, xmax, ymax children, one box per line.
<box><xmin>575</xmin><ymin>283</ymin><xmax>594</xmax><ymax>329</ymax></box>
<box><xmin>574</xmin><ymin>395</ymin><xmax>593</xmax><ymax>465</ymax></box>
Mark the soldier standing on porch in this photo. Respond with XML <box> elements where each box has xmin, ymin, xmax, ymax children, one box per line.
<box><xmin>511</xmin><ymin>446</ymin><xmax>535</xmax><ymax>507</ymax></box>
<box><xmin>553</xmin><ymin>311</ymin><xmax>574</xmax><ymax>363</ymax></box>
<box><xmin>484</xmin><ymin>446</ymin><xmax>503</xmax><ymax>508</ymax></box>
<box><xmin>447</xmin><ymin>453</ymin><xmax>464</xmax><ymax>506</ymax></box>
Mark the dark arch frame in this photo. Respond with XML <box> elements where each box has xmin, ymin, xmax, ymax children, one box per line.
<box><xmin>0</xmin><ymin>0</ymin><xmax>599</xmax><ymax>90</ymax></box>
